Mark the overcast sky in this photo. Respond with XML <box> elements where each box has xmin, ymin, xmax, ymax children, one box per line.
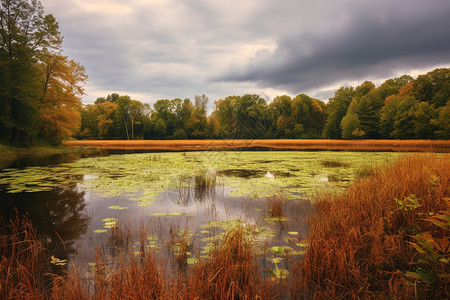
<box><xmin>41</xmin><ymin>0</ymin><xmax>450</xmax><ymax>107</ymax></box>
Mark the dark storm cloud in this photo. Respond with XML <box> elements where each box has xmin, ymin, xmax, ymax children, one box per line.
<box><xmin>217</xmin><ymin>0</ymin><xmax>450</xmax><ymax>94</ymax></box>
<box><xmin>42</xmin><ymin>0</ymin><xmax>450</xmax><ymax>103</ymax></box>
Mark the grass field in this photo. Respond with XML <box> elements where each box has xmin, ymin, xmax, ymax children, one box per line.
<box><xmin>63</xmin><ymin>139</ymin><xmax>450</xmax><ymax>152</ymax></box>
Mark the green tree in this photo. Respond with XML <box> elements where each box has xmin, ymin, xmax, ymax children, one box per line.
<box><xmin>413</xmin><ymin>102</ymin><xmax>439</xmax><ymax>139</ymax></box>
<box><xmin>432</xmin><ymin>100</ymin><xmax>450</xmax><ymax>139</ymax></box>
<box><xmin>390</xmin><ymin>96</ymin><xmax>418</xmax><ymax>139</ymax></box>
<box><xmin>341</xmin><ymin>111</ymin><xmax>364</xmax><ymax>139</ymax></box>
<box><xmin>214</xmin><ymin>96</ymin><xmax>237</xmax><ymax>138</ymax></box>
<box><xmin>291</xmin><ymin>94</ymin><xmax>326</xmax><ymax>138</ymax></box>
<box><xmin>324</xmin><ymin>87</ymin><xmax>354</xmax><ymax>139</ymax></box>
<box><xmin>413</xmin><ymin>68</ymin><xmax>450</xmax><ymax>107</ymax></box>
<box><xmin>338</xmin><ymin>81</ymin><xmax>376</xmax><ymax>139</ymax></box>
<box><xmin>269</xmin><ymin>95</ymin><xmax>292</xmax><ymax>137</ymax></box>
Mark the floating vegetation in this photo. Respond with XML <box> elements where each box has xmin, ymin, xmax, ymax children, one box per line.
<box><xmin>0</xmin><ymin>151</ymin><xmax>402</xmax><ymax>202</ymax></box>
<box><xmin>108</xmin><ymin>205</ymin><xmax>128</xmax><ymax>210</ymax></box>
<box><xmin>50</xmin><ymin>256</ymin><xmax>67</xmax><ymax>266</ymax></box>
<box><xmin>321</xmin><ymin>159</ymin><xmax>351</xmax><ymax>168</ymax></box>
<box><xmin>102</xmin><ymin>217</ymin><xmax>118</xmax><ymax>228</ymax></box>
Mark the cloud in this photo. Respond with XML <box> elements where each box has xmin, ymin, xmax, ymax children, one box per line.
<box><xmin>216</xmin><ymin>0</ymin><xmax>450</xmax><ymax>95</ymax></box>
<box><xmin>41</xmin><ymin>0</ymin><xmax>450</xmax><ymax>105</ymax></box>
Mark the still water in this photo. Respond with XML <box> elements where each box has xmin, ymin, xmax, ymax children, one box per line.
<box><xmin>0</xmin><ymin>150</ymin><xmax>402</xmax><ymax>273</ymax></box>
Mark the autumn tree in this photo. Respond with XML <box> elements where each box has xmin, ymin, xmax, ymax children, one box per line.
<box><xmin>95</xmin><ymin>101</ymin><xmax>117</xmax><ymax>139</ymax></box>
<box><xmin>38</xmin><ymin>52</ymin><xmax>87</xmax><ymax>141</ymax></box>
<box><xmin>0</xmin><ymin>0</ymin><xmax>85</xmax><ymax>144</ymax></box>
<box><xmin>1</xmin><ymin>0</ymin><xmax>60</xmax><ymax>142</ymax></box>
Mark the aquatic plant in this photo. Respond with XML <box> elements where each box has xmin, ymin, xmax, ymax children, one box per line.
<box><xmin>0</xmin><ymin>151</ymin><xmax>402</xmax><ymax>201</ymax></box>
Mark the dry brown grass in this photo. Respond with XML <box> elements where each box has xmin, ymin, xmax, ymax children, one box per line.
<box><xmin>0</xmin><ymin>214</ymin><xmax>53</xmax><ymax>299</ymax></box>
<box><xmin>63</xmin><ymin>139</ymin><xmax>450</xmax><ymax>152</ymax></box>
<box><xmin>268</xmin><ymin>195</ymin><xmax>286</xmax><ymax>219</ymax></box>
<box><xmin>292</xmin><ymin>154</ymin><xmax>450</xmax><ymax>299</ymax></box>
<box><xmin>182</xmin><ymin>225</ymin><xmax>269</xmax><ymax>299</ymax></box>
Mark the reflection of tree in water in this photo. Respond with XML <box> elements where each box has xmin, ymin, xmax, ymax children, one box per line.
<box><xmin>0</xmin><ymin>182</ymin><xmax>90</xmax><ymax>264</ymax></box>
<box><xmin>0</xmin><ymin>148</ymin><xmax>106</xmax><ymax>170</ymax></box>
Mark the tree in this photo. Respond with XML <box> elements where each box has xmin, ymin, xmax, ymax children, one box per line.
<box><xmin>432</xmin><ymin>100</ymin><xmax>450</xmax><ymax>139</ymax></box>
<box><xmin>338</xmin><ymin>81</ymin><xmax>376</xmax><ymax>139</ymax></box>
<box><xmin>115</xmin><ymin>96</ymin><xmax>132</xmax><ymax>139</ymax></box>
<box><xmin>341</xmin><ymin>111</ymin><xmax>364</xmax><ymax>139</ymax></box>
<box><xmin>191</xmin><ymin>95</ymin><xmax>209</xmax><ymax>138</ymax></box>
<box><xmin>78</xmin><ymin>104</ymin><xmax>98</xmax><ymax>138</ymax></box>
<box><xmin>291</xmin><ymin>94</ymin><xmax>327</xmax><ymax>137</ymax></box>
<box><xmin>214</xmin><ymin>96</ymin><xmax>237</xmax><ymax>138</ymax></box>
<box><xmin>270</xmin><ymin>95</ymin><xmax>292</xmax><ymax>138</ymax></box>
<box><xmin>96</xmin><ymin>101</ymin><xmax>117</xmax><ymax>139</ymax></box>
<box><xmin>324</xmin><ymin>87</ymin><xmax>354</xmax><ymax>139</ymax></box>
<box><xmin>413</xmin><ymin>68</ymin><xmax>450</xmax><ymax>107</ymax></box>
<box><xmin>0</xmin><ymin>0</ymin><xmax>63</xmax><ymax>142</ymax></box>
<box><xmin>38</xmin><ymin>52</ymin><xmax>87</xmax><ymax>141</ymax></box>
<box><xmin>413</xmin><ymin>102</ymin><xmax>438</xmax><ymax>139</ymax></box>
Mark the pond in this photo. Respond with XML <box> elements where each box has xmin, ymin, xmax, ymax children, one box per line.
<box><xmin>0</xmin><ymin>150</ymin><xmax>402</xmax><ymax>276</ymax></box>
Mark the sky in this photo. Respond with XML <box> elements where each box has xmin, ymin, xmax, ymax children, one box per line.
<box><xmin>41</xmin><ymin>0</ymin><xmax>450</xmax><ymax>108</ymax></box>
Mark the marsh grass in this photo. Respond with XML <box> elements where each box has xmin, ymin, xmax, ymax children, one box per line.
<box><xmin>0</xmin><ymin>214</ymin><xmax>53</xmax><ymax>299</ymax></box>
<box><xmin>184</xmin><ymin>225</ymin><xmax>271</xmax><ymax>299</ymax></box>
<box><xmin>268</xmin><ymin>195</ymin><xmax>286</xmax><ymax>219</ymax></box>
<box><xmin>63</xmin><ymin>139</ymin><xmax>450</xmax><ymax>152</ymax></box>
<box><xmin>293</xmin><ymin>154</ymin><xmax>450</xmax><ymax>299</ymax></box>
<box><xmin>177</xmin><ymin>169</ymin><xmax>219</xmax><ymax>205</ymax></box>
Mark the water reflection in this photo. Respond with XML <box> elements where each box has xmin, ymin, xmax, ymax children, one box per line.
<box><xmin>0</xmin><ymin>148</ymin><xmax>107</xmax><ymax>170</ymax></box>
<box><xmin>0</xmin><ymin>183</ymin><xmax>90</xmax><ymax>265</ymax></box>
<box><xmin>174</xmin><ymin>170</ymin><xmax>223</xmax><ymax>206</ymax></box>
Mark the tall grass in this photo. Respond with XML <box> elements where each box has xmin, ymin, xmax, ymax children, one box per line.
<box><xmin>293</xmin><ymin>154</ymin><xmax>450</xmax><ymax>299</ymax></box>
<box><xmin>0</xmin><ymin>214</ymin><xmax>52</xmax><ymax>299</ymax></box>
<box><xmin>183</xmin><ymin>225</ymin><xmax>268</xmax><ymax>299</ymax></box>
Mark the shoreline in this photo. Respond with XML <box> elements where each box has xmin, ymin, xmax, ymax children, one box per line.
<box><xmin>63</xmin><ymin>139</ymin><xmax>450</xmax><ymax>152</ymax></box>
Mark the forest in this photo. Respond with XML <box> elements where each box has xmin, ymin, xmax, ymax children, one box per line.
<box><xmin>1</xmin><ymin>0</ymin><xmax>449</xmax><ymax>145</ymax></box>
<box><xmin>77</xmin><ymin>71</ymin><xmax>450</xmax><ymax>141</ymax></box>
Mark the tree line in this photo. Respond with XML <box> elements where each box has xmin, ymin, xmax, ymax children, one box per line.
<box><xmin>0</xmin><ymin>0</ymin><xmax>87</xmax><ymax>145</ymax></box>
<box><xmin>77</xmin><ymin>68</ymin><xmax>449</xmax><ymax>140</ymax></box>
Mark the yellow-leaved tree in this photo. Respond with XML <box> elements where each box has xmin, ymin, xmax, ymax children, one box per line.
<box><xmin>38</xmin><ymin>52</ymin><xmax>87</xmax><ymax>141</ymax></box>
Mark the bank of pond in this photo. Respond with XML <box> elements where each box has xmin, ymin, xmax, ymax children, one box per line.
<box><xmin>0</xmin><ymin>150</ymin><xmax>448</xmax><ymax>299</ymax></box>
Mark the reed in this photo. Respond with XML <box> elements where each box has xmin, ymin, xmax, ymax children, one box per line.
<box><xmin>0</xmin><ymin>214</ymin><xmax>53</xmax><ymax>299</ymax></box>
<box><xmin>268</xmin><ymin>195</ymin><xmax>286</xmax><ymax>219</ymax></box>
<box><xmin>293</xmin><ymin>154</ymin><xmax>450</xmax><ymax>299</ymax></box>
<box><xmin>183</xmin><ymin>225</ymin><xmax>267</xmax><ymax>299</ymax></box>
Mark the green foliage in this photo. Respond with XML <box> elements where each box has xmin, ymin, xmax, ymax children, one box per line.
<box><xmin>324</xmin><ymin>87</ymin><xmax>354</xmax><ymax>138</ymax></box>
<box><xmin>395</xmin><ymin>194</ymin><xmax>421</xmax><ymax>211</ymax></box>
<box><xmin>407</xmin><ymin>210</ymin><xmax>450</xmax><ymax>286</ymax></box>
